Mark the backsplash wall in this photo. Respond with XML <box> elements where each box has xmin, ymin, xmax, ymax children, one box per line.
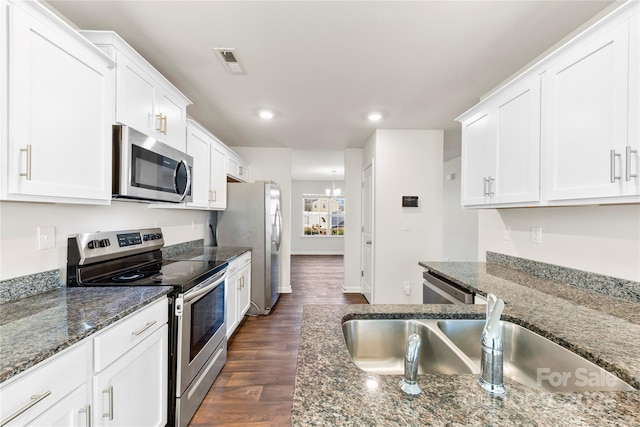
<box><xmin>478</xmin><ymin>204</ymin><xmax>640</xmax><ymax>282</ymax></box>
<box><xmin>0</xmin><ymin>201</ymin><xmax>208</xmax><ymax>281</ymax></box>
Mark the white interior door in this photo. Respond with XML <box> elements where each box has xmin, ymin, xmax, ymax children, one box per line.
<box><xmin>361</xmin><ymin>164</ymin><xmax>373</xmax><ymax>303</ymax></box>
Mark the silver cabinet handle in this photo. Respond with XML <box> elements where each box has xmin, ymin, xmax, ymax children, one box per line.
<box><xmin>19</xmin><ymin>145</ymin><xmax>32</xmax><ymax>180</ymax></box>
<box><xmin>0</xmin><ymin>390</ymin><xmax>51</xmax><ymax>426</ymax></box>
<box><xmin>611</xmin><ymin>149</ymin><xmax>622</xmax><ymax>183</ymax></box>
<box><xmin>132</xmin><ymin>320</ymin><xmax>157</xmax><ymax>336</ymax></box>
<box><xmin>483</xmin><ymin>177</ymin><xmax>488</xmax><ymax>196</ymax></box>
<box><xmin>155</xmin><ymin>113</ymin><xmax>167</xmax><ymax>134</ymax></box>
<box><xmin>102</xmin><ymin>386</ymin><xmax>113</xmax><ymax>420</ymax></box>
<box><xmin>79</xmin><ymin>404</ymin><xmax>92</xmax><ymax>427</ymax></box>
<box><xmin>488</xmin><ymin>177</ymin><xmax>495</xmax><ymax>196</ymax></box>
<box><xmin>626</xmin><ymin>146</ymin><xmax>638</xmax><ymax>181</ymax></box>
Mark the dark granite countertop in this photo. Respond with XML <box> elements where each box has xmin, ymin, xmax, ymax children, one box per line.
<box><xmin>0</xmin><ymin>286</ymin><xmax>173</xmax><ymax>383</ymax></box>
<box><xmin>291</xmin><ymin>262</ymin><xmax>640</xmax><ymax>426</ymax></box>
<box><xmin>166</xmin><ymin>246</ymin><xmax>251</xmax><ymax>263</ymax></box>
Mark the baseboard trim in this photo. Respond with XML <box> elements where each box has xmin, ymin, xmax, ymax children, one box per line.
<box><xmin>342</xmin><ymin>286</ymin><xmax>362</xmax><ymax>293</ymax></box>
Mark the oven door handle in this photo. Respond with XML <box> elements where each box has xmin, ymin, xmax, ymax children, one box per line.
<box><xmin>184</xmin><ymin>271</ymin><xmax>227</xmax><ymax>304</ymax></box>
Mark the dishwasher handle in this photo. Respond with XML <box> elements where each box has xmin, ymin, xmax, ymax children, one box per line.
<box><xmin>423</xmin><ymin>272</ymin><xmax>474</xmax><ymax>304</ymax></box>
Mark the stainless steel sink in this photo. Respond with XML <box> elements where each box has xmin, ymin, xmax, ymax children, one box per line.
<box><xmin>341</xmin><ymin>318</ymin><xmax>635</xmax><ymax>392</ymax></box>
<box><xmin>341</xmin><ymin>319</ymin><xmax>475</xmax><ymax>375</ymax></box>
<box><xmin>436</xmin><ymin>319</ymin><xmax>635</xmax><ymax>392</ymax></box>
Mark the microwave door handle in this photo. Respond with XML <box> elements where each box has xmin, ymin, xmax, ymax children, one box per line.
<box><xmin>184</xmin><ymin>272</ymin><xmax>227</xmax><ymax>304</ymax></box>
<box><xmin>174</xmin><ymin>159</ymin><xmax>191</xmax><ymax>201</ymax></box>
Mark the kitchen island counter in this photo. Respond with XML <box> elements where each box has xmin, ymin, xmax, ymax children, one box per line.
<box><xmin>291</xmin><ymin>261</ymin><xmax>640</xmax><ymax>426</ymax></box>
<box><xmin>0</xmin><ymin>286</ymin><xmax>173</xmax><ymax>383</ymax></box>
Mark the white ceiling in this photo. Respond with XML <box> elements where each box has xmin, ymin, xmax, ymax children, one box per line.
<box><xmin>47</xmin><ymin>0</ymin><xmax>615</xmax><ymax>172</ymax></box>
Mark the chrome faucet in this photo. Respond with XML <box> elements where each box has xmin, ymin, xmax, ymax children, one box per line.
<box><xmin>399</xmin><ymin>333</ymin><xmax>422</xmax><ymax>395</ymax></box>
<box><xmin>478</xmin><ymin>293</ymin><xmax>506</xmax><ymax>395</ymax></box>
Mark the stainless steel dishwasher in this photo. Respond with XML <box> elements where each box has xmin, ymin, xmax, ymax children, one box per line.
<box><xmin>422</xmin><ymin>271</ymin><xmax>474</xmax><ymax>304</ymax></box>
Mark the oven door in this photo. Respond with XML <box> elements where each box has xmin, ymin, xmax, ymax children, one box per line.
<box><xmin>114</xmin><ymin>125</ymin><xmax>193</xmax><ymax>203</ymax></box>
<box><xmin>176</xmin><ymin>269</ymin><xmax>226</xmax><ymax>395</ymax></box>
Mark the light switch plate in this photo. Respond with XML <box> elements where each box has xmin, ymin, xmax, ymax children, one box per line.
<box><xmin>37</xmin><ymin>226</ymin><xmax>55</xmax><ymax>250</ymax></box>
<box><xmin>502</xmin><ymin>225</ymin><xmax>511</xmax><ymax>241</ymax></box>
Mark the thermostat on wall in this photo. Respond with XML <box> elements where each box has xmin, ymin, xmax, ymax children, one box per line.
<box><xmin>402</xmin><ymin>196</ymin><xmax>419</xmax><ymax>207</ymax></box>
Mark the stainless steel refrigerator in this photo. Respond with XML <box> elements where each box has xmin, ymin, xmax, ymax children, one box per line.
<box><xmin>217</xmin><ymin>181</ymin><xmax>282</xmax><ymax>315</ymax></box>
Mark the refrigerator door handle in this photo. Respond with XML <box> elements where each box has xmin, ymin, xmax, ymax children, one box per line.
<box><xmin>274</xmin><ymin>204</ymin><xmax>282</xmax><ymax>251</ymax></box>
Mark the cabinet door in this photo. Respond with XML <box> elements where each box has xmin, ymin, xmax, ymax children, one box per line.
<box><xmin>461</xmin><ymin>112</ymin><xmax>491</xmax><ymax>206</ymax></box>
<box><xmin>156</xmin><ymin>88</ymin><xmax>186</xmax><ymax>151</ymax></box>
<box><xmin>626</xmin><ymin>12</ymin><xmax>639</xmax><ymax>196</ymax></box>
<box><xmin>237</xmin><ymin>261</ymin><xmax>251</xmax><ymax>318</ymax></box>
<box><xmin>210</xmin><ymin>141</ymin><xmax>227</xmax><ymax>210</ymax></box>
<box><xmin>114</xmin><ymin>52</ymin><xmax>155</xmax><ymax>137</ymax></box>
<box><xmin>493</xmin><ymin>78</ymin><xmax>541</xmax><ymax>204</ymax></box>
<box><xmin>225</xmin><ymin>269</ymin><xmax>239</xmax><ymax>338</ymax></box>
<box><xmin>28</xmin><ymin>385</ymin><xmax>90</xmax><ymax>427</ymax></box>
<box><xmin>6</xmin><ymin>2</ymin><xmax>113</xmax><ymax>202</ymax></box>
<box><xmin>186</xmin><ymin>126</ymin><xmax>212</xmax><ymax>209</ymax></box>
<box><xmin>542</xmin><ymin>20</ymin><xmax>630</xmax><ymax>201</ymax></box>
<box><xmin>93</xmin><ymin>325</ymin><xmax>167</xmax><ymax>427</ymax></box>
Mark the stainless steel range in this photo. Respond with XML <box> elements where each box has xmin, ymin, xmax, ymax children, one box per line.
<box><xmin>67</xmin><ymin>228</ymin><xmax>227</xmax><ymax>427</ymax></box>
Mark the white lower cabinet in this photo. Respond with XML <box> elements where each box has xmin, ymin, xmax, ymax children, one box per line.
<box><xmin>28</xmin><ymin>385</ymin><xmax>91</xmax><ymax>427</ymax></box>
<box><xmin>0</xmin><ymin>342</ymin><xmax>90</xmax><ymax>427</ymax></box>
<box><xmin>92</xmin><ymin>325</ymin><xmax>167</xmax><ymax>427</ymax></box>
<box><xmin>225</xmin><ymin>251</ymin><xmax>252</xmax><ymax>338</ymax></box>
<box><xmin>0</xmin><ymin>298</ymin><xmax>168</xmax><ymax>427</ymax></box>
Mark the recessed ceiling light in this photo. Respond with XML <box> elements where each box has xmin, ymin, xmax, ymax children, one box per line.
<box><xmin>258</xmin><ymin>110</ymin><xmax>275</xmax><ymax>120</ymax></box>
<box><xmin>367</xmin><ymin>112</ymin><xmax>383</xmax><ymax>121</ymax></box>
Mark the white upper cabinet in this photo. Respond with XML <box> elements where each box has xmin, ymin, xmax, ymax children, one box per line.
<box><xmin>186</xmin><ymin>119</ymin><xmax>228</xmax><ymax>210</ymax></box>
<box><xmin>80</xmin><ymin>31</ymin><xmax>191</xmax><ymax>152</ymax></box>
<box><xmin>1</xmin><ymin>0</ymin><xmax>115</xmax><ymax>204</ymax></box>
<box><xmin>458</xmin><ymin>1</ymin><xmax>638</xmax><ymax>208</ymax></box>
<box><xmin>226</xmin><ymin>151</ymin><xmax>250</xmax><ymax>183</ymax></box>
<box><xmin>542</xmin><ymin>9</ymin><xmax>638</xmax><ymax>202</ymax></box>
<box><xmin>459</xmin><ymin>77</ymin><xmax>541</xmax><ymax>207</ymax></box>
<box><xmin>461</xmin><ymin>112</ymin><xmax>491</xmax><ymax>206</ymax></box>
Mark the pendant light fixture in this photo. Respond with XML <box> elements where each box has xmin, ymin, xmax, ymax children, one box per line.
<box><xmin>325</xmin><ymin>170</ymin><xmax>341</xmax><ymax>198</ymax></box>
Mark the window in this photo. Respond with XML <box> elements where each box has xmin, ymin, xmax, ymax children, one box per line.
<box><xmin>302</xmin><ymin>194</ymin><xmax>345</xmax><ymax>236</ymax></box>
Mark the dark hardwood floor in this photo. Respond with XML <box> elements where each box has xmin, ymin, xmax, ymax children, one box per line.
<box><xmin>189</xmin><ymin>255</ymin><xmax>368</xmax><ymax>427</ymax></box>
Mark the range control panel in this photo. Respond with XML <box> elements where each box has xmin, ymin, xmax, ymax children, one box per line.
<box><xmin>72</xmin><ymin>228</ymin><xmax>164</xmax><ymax>265</ymax></box>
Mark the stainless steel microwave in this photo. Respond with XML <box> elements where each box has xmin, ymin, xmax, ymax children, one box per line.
<box><xmin>113</xmin><ymin>125</ymin><xmax>193</xmax><ymax>203</ymax></box>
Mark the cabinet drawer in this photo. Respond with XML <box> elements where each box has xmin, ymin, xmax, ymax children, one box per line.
<box><xmin>235</xmin><ymin>252</ymin><xmax>251</xmax><ymax>269</ymax></box>
<box><xmin>94</xmin><ymin>298</ymin><xmax>168</xmax><ymax>372</ymax></box>
<box><xmin>0</xmin><ymin>341</ymin><xmax>89</xmax><ymax>426</ymax></box>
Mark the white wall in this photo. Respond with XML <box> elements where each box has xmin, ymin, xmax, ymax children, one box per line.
<box><xmin>364</xmin><ymin>129</ymin><xmax>444</xmax><ymax>304</ymax></box>
<box><xmin>344</xmin><ymin>148</ymin><xmax>363</xmax><ymax>293</ymax></box>
<box><xmin>291</xmin><ymin>180</ymin><xmax>344</xmax><ymax>255</ymax></box>
<box><xmin>443</xmin><ymin>156</ymin><xmax>478</xmax><ymax>261</ymax></box>
<box><xmin>478</xmin><ymin>205</ymin><xmax>640</xmax><ymax>282</ymax></box>
<box><xmin>233</xmin><ymin>147</ymin><xmax>292</xmax><ymax>293</ymax></box>
<box><xmin>0</xmin><ymin>201</ymin><xmax>208</xmax><ymax>280</ymax></box>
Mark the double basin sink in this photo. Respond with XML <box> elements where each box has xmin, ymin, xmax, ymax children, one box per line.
<box><xmin>342</xmin><ymin>318</ymin><xmax>634</xmax><ymax>392</ymax></box>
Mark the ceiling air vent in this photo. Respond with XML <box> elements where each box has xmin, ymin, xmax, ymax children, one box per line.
<box><xmin>214</xmin><ymin>48</ymin><xmax>245</xmax><ymax>75</ymax></box>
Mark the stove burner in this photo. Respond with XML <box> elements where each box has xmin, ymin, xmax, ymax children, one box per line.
<box><xmin>113</xmin><ymin>273</ymin><xmax>146</xmax><ymax>282</ymax></box>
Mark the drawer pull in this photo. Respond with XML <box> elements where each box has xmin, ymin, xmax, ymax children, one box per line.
<box><xmin>0</xmin><ymin>390</ymin><xmax>51</xmax><ymax>426</ymax></box>
<box><xmin>132</xmin><ymin>320</ymin><xmax>157</xmax><ymax>336</ymax></box>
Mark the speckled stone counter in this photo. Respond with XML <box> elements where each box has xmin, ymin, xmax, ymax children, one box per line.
<box><xmin>291</xmin><ymin>262</ymin><xmax>640</xmax><ymax>426</ymax></box>
<box><xmin>0</xmin><ymin>286</ymin><xmax>172</xmax><ymax>383</ymax></box>
<box><xmin>168</xmin><ymin>245</ymin><xmax>251</xmax><ymax>262</ymax></box>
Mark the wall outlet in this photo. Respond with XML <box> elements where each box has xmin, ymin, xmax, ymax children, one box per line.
<box><xmin>37</xmin><ymin>226</ymin><xmax>55</xmax><ymax>250</ymax></box>
<box><xmin>502</xmin><ymin>225</ymin><xmax>511</xmax><ymax>241</ymax></box>
<box><xmin>403</xmin><ymin>220</ymin><xmax>410</xmax><ymax>231</ymax></box>
<box><xmin>531</xmin><ymin>227</ymin><xmax>542</xmax><ymax>244</ymax></box>
<box><xmin>403</xmin><ymin>281</ymin><xmax>411</xmax><ymax>295</ymax></box>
